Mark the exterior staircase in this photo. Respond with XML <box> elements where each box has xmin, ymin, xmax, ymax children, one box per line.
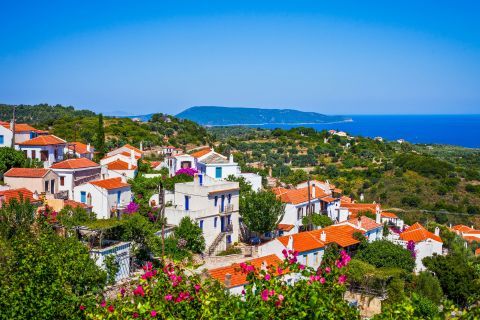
<box><xmin>207</xmin><ymin>223</ymin><xmax>233</xmax><ymax>256</ymax></box>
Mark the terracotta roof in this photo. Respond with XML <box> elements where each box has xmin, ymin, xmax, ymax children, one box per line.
<box><xmin>273</xmin><ymin>186</ymin><xmax>329</xmax><ymax>205</ymax></box>
<box><xmin>51</xmin><ymin>158</ymin><xmax>99</xmax><ymax>169</ymax></box>
<box><xmin>90</xmin><ymin>177</ymin><xmax>130</xmax><ymax>190</ymax></box>
<box><xmin>0</xmin><ymin>122</ymin><xmax>37</xmax><ymax>132</ymax></box>
<box><xmin>450</xmin><ymin>225</ymin><xmax>475</xmax><ymax>233</ymax></box>
<box><xmin>4</xmin><ymin>167</ymin><xmax>49</xmax><ymax>178</ymax></box>
<box><xmin>64</xmin><ymin>200</ymin><xmax>92</xmax><ymax>209</ymax></box>
<box><xmin>381</xmin><ymin>211</ymin><xmax>398</xmax><ymax>219</ymax></box>
<box><xmin>107</xmin><ymin>159</ymin><xmax>137</xmax><ymax>170</ymax></box>
<box><xmin>190</xmin><ymin>147</ymin><xmax>212</xmax><ymax>158</ymax></box>
<box><xmin>463</xmin><ymin>235</ymin><xmax>480</xmax><ymax>243</ymax></box>
<box><xmin>277</xmin><ymin>224</ymin><xmax>295</xmax><ymax>232</ymax></box>
<box><xmin>149</xmin><ymin>161</ymin><xmax>162</xmax><ymax>168</ymax></box>
<box><xmin>341</xmin><ymin>202</ymin><xmax>380</xmax><ymax>219</ymax></box>
<box><xmin>400</xmin><ymin>223</ymin><xmax>442</xmax><ymax>243</ymax></box>
<box><xmin>322</xmin><ymin>196</ymin><xmax>336</xmax><ymax>203</ymax></box>
<box><xmin>18</xmin><ymin>135</ymin><xmax>66</xmax><ymax>146</ymax></box>
<box><xmin>318</xmin><ymin>225</ymin><xmax>362</xmax><ymax>247</ymax></box>
<box><xmin>345</xmin><ymin>216</ymin><xmax>382</xmax><ymax>231</ymax></box>
<box><xmin>277</xmin><ymin>231</ymin><xmax>326</xmax><ymax>253</ymax></box>
<box><xmin>340</xmin><ymin>196</ymin><xmax>352</xmax><ymax>203</ymax></box>
<box><xmin>208</xmin><ymin>255</ymin><xmax>282</xmax><ymax>288</ymax></box>
<box><xmin>124</xmin><ymin>144</ymin><xmax>143</xmax><ymax>154</ymax></box>
<box><xmin>67</xmin><ymin>142</ymin><xmax>93</xmax><ymax>154</ymax></box>
<box><xmin>475</xmin><ymin>248</ymin><xmax>480</xmax><ymax>256</ymax></box>
<box><xmin>0</xmin><ymin>188</ymin><xmax>40</xmax><ymax>204</ymax></box>
<box><xmin>333</xmin><ymin>188</ymin><xmax>343</xmax><ymax>193</ymax></box>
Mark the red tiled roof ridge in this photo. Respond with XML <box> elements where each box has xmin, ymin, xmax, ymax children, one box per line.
<box><xmin>18</xmin><ymin>134</ymin><xmax>66</xmax><ymax>146</ymax></box>
<box><xmin>50</xmin><ymin>158</ymin><xmax>99</xmax><ymax>169</ymax></box>
<box><xmin>90</xmin><ymin>177</ymin><xmax>130</xmax><ymax>190</ymax></box>
<box><xmin>4</xmin><ymin>167</ymin><xmax>49</xmax><ymax>178</ymax></box>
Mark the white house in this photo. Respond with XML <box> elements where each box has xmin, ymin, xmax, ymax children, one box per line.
<box><xmin>272</xmin><ymin>186</ymin><xmax>342</xmax><ymax>233</ymax></box>
<box><xmin>64</xmin><ymin>141</ymin><xmax>95</xmax><ymax>160</ymax></box>
<box><xmin>296</xmin><ymin>180</ymin><xmax>342</xmax><ymax>197</ymax></box>
<box><xmin>0</xmin><ymin>121</ymin><xmax>41</xmax><ymax>148</ymax></box>
<box><xmin>51</xmin><ymin>158</ymin><xmax>103</xmax><ymax>199</ymax></box>
<box><xmin>101</xmin><ymin>148</ymin><xmax>140</xmax><ymax>168</ymax></box>
<box><xmin>18</xmin><ymin>135</ymin><xmax>66</xmax><ymax>168</ymax></box>
<box><xmin>398</xmin><ymin>223</ymin><xmax>443</xmax><ymax>272</ymax></box>
<box><xmin>106</xmin><ymin>144</ymin><xmax>143</xmax><ymax>159</ymax></box>
<box><xmin>196</xmin><ymin>152</ymin><xmax>239</xmax><ymax>180</ymax></box>
<box><xmin>380</xmin><ymin>211</ymin><xmax>404</xmax><ymax>229</ymax></box>
<box><xmin>162</xmin><ymin>153</ymin><xmax>196</xmax><ymax>176</ymax></box>
<box><xmin>90</xmin><ymin>241</ymin><xmax>132</xmax><ymax>282</ymax></box>
<box><xmin>3</xmin><ymin>167</ymin><xmax>59</xmax><ymax>195</ymax></box>
<box><xmin>338</xmin><ymin>215</ymin><xmax>383</xmax><ymax>242</ymax></box>
<box><xmin>159</xmin><ymin>145</ymin><xmax>183</xmax><ymax>157</ymax></box>
<box><xmin>106</xmin><ymin>159</ymin><xmax>137</xmax><ymax>180</ymax></box>
<box><xmin>73</xmin><ymin>177</ymin><xmax>132</xmax><ymax>219</ymax></box>
<box><xmin>164</xmin><ymin>175</ymin><xmax>240</xmax><ymax>255</ymax></box>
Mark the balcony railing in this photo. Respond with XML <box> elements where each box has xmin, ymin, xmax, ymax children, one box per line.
<box><xmin>219</xmin><ymin>204</ymin><xmax>235</xmax><ymax>214</ymax></box>
<box><xmin>222</xmin><ymin>223</ymin><xmax>233</xmax><ymax>233</ymax></box>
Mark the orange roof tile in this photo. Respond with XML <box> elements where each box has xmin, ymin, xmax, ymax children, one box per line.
<box><xmin>4</xmin><ymin>167</ymin><xmax>49</xmax><ymax>178</ymax></box>
<box><xmin>475</xmin><ymin>248</ymin><xmax>480</xmax><ymax>256</ymax></box>
<box><xmin>18</xmin><ymin>135</ymin><xmax>66</xmax><ymax>146</ymax></box>
<box><xmin>0</xmin><ymin>188</ymin><xmax>40</xmax><ymax>204</ymax></box>
<box><xmin>67</xmin><ymin>142</ymin><xmax>93</xmax><ymax>154</ymax></box>
<box><xmin>340</xmin><ymin>196</ymin><xmax>352</xmax><ymax>203</ymax></box>
<box><xmin>381</xmin><ymin>211</ymin><xmax>398</xmax><ymax>219</ymax></box>
<box><xmin>273</xmin><ymin>186</ymin><xmax>329</xmax><ymax>205</ymax></box>
<box><xmin>318</xmin><ymin>225</ymin><xmax>362</xmax><ymax>247</ymax></box>
<box><xmin>0</xmin><ymin>122</ymin><xmax>38</xmax><ymax>132</ymax></box>
<box><xmin>277</xmin><ymin>224</ymin><xmax>295</xmax><ymax>232</ymax></box>
<box><xmin>277</xmin><ymin>231</ymin><xmax>326</xmax><ymax>252</ymax></box>
<box><xmin>149</xmin><ymin>161</ymin><xmax>161</xmax><ymax>168</ymax></box>
<box><xmin>90</xmin><ymin>177</ymin><xmax>130</xmax><ymax>190</ymax></box>
<box><xmin>400</xmin><ymin>223</ymin><xmax>442</xmax><ymax>243</ymax></box>
<box><xmin>341</xmin><ymin>202</ymin><xmax>379</xmax><ymax>219</ymax></box>
<box><xmin>346</xmin><ymin>216</ymin><xmax>382</xmax><ymax>231</ymax></box>
<box><xmin>322</xmin><ymin>196</ymin><xmax>336</xmax><ymax>203</ymax></box>
<box><xmin>64</xmin><ymin>200</ymin><xmax>92</xmax><ymax>209</ymax></box>
<box><xmin>107</xmin><ymin>159</ymin><xmax>137</xmax><ymax>170</ymax></box>
<box><xmin>190</xmin><ymin>147</ymin><xmax>212</xmax><ymax>158</ymax></box>
<box><xmin>208</xmin><ymin>255</ymin><xmax>282</xmax><ymax>288</ymax></box>
<box><xmin>463</xmin><ymin>236</ymin><xmax>480</xmax><ymax>243</ymax></box>
<box><xmin>124</xmin><ymin>144</ymin><xmax>143</xmax><ymax>154</ymax></box>
<box><xmin>451</xmin><ymin>225</ymin><xmax>475</xmax><ymax>233</ymax></box>
<box><xmin>51</xmin><ymin>158</ymin><xmax>99</xmax><ymax>169</ymax></box>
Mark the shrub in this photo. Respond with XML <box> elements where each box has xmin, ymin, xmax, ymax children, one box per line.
<box><xmin>356</xmin><ymin>240</ymin><xmax>416</xmax><ymax>272</ymax></box>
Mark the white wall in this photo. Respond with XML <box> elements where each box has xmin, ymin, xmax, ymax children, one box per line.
<box><xmin>19</xmin><ymin>145</ymin><xmax>65</xmax><ymax>167</ymax></box>
<box><xmin>108</xmin><ymin>169</ymin><xmax>137</xmax><ymax>180</ymax></box>
<box><xmin>415</xmin><ymin>240</ymin><xmax>443</xmax><ymax>272</ymax></box>
<box><xmin>237</xmin><ymin>173</ymin><xmax>262</xmax><ymax>192</ymax></box>
<box><xmin>90</xmin><ymin>241</ymin><xmax>131</xmax><ymax>282</ymax></box>
<box><xmin>73</xmin><ymin>184</ymin><xmax>132</xmax><ymax>219</ymax></box>
<box><xmin>0</xmin><ymin>126</ymin><xmax>13</xmax><ymax>147</ymax></box>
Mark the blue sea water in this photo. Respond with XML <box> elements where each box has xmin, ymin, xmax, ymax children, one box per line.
<box><xmin>255</xmin><ymin>115</ymin><xmax>480</xmax><ymax>148</ymax></box>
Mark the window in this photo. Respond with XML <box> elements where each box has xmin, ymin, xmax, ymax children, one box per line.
<box><xmin>60</xmin><ymin>176</ymin><xmax>65</xmax><ymax>186</ymax></box>
<box><xmin>30</xmin><ymin>132</ymin><xmax>36</xmax><ymax>139</ymax></box>
<box><xmin>214</xmin><ymin>217</ymin><xmax>218</xmax><ymax>228</ymax></box>
<box><xmin>214</xmin><ymin>196</ymin><xmax>218</xmax><ymax>206</ymax></box>
<box><xmin>184</xmin><ymin>195</ymin><xmax>189</xmax><ymax>211</ymax></box>
<box><xmin>31</xmin><ymin>150</ymin><xmax>36</xmax><ymax>159</ymax></box>
<box><xmin>117</xmin><ymin>191</ymin><xmax>121</xmax><ymax>204</ymax></box>
<box><xmin>228</xmin><ymin>194</ymin><xmax>232</xmax><ymax>204</ymax></box>
<box><xmin>44</xmin><ymin>180</ymin><xmax>49</xmax><ymax>192</ymax></box>
<box><xmin>314</xmin><ymin>252</ymin><xmax>319</xmax><ymax>264</ymax></box>
<box><xmin>80</xmin><ymin>191</ymin><xmax>86</xmax><ymax>203</ymax></box>
<box><xmin>40</xmin><ymin>150</ymin><xmax>48</xmax><ymax>161</ymax></box>
<box><xmin>215</xmin><ymin>167</ymin><xmax>222</xmax><ymax>178</ymax></box>
<box><xmin>50</xmin><ymin>180</ymin><xmax>55</xmax><ymax>194</ymax></box>
<box><xmin>199</xmin><ymin>220</ymin><xmax>204</xmax><ymax>230</ymax></box>
<box><xmin>303</xmin><ymin>254</ymin><xmax>308</xmax><ymax>265</ymax></box>
<box><xmin>297</xmin><ymin>207</ymin><xmax>303</xmax><ymax>220</ymax></box>
<box><xmin>226</xmin><ymin>235</ymin><xmax>232</xmax><ymax>244</ymax></box>
<box><xmin>0</xmin><ymin>135</ymin><xmax>3</xmax><ymax>144</ymax></box>
<box><xmin>221</xmin><ymin>195</ymin><xmax>225</xmax><ymax>212</ymax></box>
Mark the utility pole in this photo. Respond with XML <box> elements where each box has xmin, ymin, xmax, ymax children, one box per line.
<box><xmin>307</xmin><ymin>179</ymin><xmax>312</xmax><ymax>231</ymax></box>
<box><xmin>156</xmin><ymin>182</ymin><xmax>166</xmax><ymax>261</ymax></box>
<box><xmin>11</xmin><ymin>105</ymin><xmax>16</xmax><ymax>147</ymax></box>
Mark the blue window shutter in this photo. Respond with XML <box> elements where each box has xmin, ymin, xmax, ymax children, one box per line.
<box><xmin>214</xmin><ymin>196</ymin><xmax>218</xmax><ymax>206</ymax></box>
<box><xmin>80</xmin><ymin>191</ymin><xmax>86</xmax><ymax>203</ymax></box>
<box><xmin>0</xmin><ymin>135</ymin><xmax>4</xmax><ymax>144</ymax></box>
<box><xmin>199</xmin><ymin>220</ymin><xmax>203</xmax><ymax>230</ymax></box>
<box><xmin>215</xmin><ymin>167</ymin><xmax>222</xmax><ymax>178</ymax></box>
<box><xmin>185</xmin><ymin>196</ymin><xmax>189</xmax><ymax>210</ymax></box>
<box><xmin>214</xmin><ymin>217</ymin><xmax>218</xmax><ymax>228</ymax></box>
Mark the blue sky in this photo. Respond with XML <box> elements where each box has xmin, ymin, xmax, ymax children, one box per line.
<box><xmin>1</xmin><ymin>1</ymin><xmax>479</xmax><ymax>115</ymax></box>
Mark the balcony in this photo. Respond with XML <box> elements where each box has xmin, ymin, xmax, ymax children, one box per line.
<box><xmin>219</xmin><ymin>204</ymin><xmax>235</xmax><ymax>214</ymax></box>
<box><xmin>222</xmin><ymin>223</ymin><xmax>233</xmax><ymax>233</ymax></box>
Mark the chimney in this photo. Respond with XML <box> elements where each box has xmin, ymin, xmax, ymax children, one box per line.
<box><xmin>287</xmin><ymin>235</ymin><xmax>293</xmax><ymax>250</ymax></box>
<box><xmin>376</xmin><ymin>211</ymin><xmax>381</xmax><ymax>224</ymax></box>
<box><xmin>140</xmin><ymin>141</ymin><xmax>143</xmax><ymax>151</ymax></box>
<box><xmin>86</xmin><ymin>143</ymin><xmax>91</xmax><ymax>152</ymax></box>
<box><xmin>193</xmin><ymin>173</ymin><xmax>199</xmax><ymax>185</ymax></box>
<box><xmin>229</xmin><ymin>154</ymin><xmax>234</xmax><ymax>163</ymax></box>
<box><xmin>224</xmin><ymin>273</ymin><xmax>232</xmax><ymax>287</ymax></box>
<box><xmin>434</xmin><ymin>227</ymin><xmax>440</xmax><ymax>236</ymax></box>
<box><xmin>320</xmin><ymin>231</ymin><xmax>326</xmax><ymax>242</ymax></box>
<box><xmin>128</xmin><ymin>161</ymin><xmax>132</xmax><ymax>170</ymax></box>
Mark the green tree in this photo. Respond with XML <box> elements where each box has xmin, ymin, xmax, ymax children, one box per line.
<box><xmin>94</xmin><ymin>113</ymin><xmax>105</xmax><ymax>157</ymax></box>
<box><xmin>356</xmin><ymin>240</ymin><xmax>416</xmax><ymax>272</ymax></box>
<box><xmin>413</xmin><ymin>271</ymin><xmax>443</xmax><ymax>304</ymax></box>
<box><xmin>302</xmin><ymin>213</ymin><xmax>333</xmax><ymax>228</ymax></box>
<box><xmin>240</xmin><ymin>190</ymin><xmax>285</xmax><ymax>236</ymax></box>
<box><xmin>0</xmin><ymin>147</ymin><xmax>30</xmax><ymax>175</ymax></box>
<box><xmin>174</xmin><ymin>217</ymin><xmax>205</xmax><ymax>253</ymax></box>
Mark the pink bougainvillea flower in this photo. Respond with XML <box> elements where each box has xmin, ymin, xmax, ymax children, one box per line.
<box><xmin>100</xmin><ymin>300</ymin><xmax>106</xmax><ymax>308</ymax></box>
<box><xmin>281</xmin><ymin>249</ymin><xmax>288</xmax><ymax>257</ymax></box>
<box><xmin>79</xmin><ymin>305</ymin><xmax>85</xmax><ymax>311</ymax></box>
<box><xmin>264</xmin><ymin>274</ymin><xmax>271</xmax><ymax>281</ymax></box>
<box><xmin>278</xmin><ymin>294</ymin><xmax>284</xmax><ymax>301</ymax></box>
<box><xmin>194</xmin><ymin>284</ymin><xmax>201</xmax><ymax>292</ymax></box>
<box><xmin>151</xmin><ymin>310</ymin><xmax>157</xmax><ymax>317</ymax></box>
<box><xmin>134</xmin><ymin>285</ymin><xmax>145</xmax><ymax>297</ymax></box>
<box><xmin>338</xmin><ymin>274</ymin><xmax>347</xmax><ymax>284</ymax></box>
<box><xmin>241</xmin><ymin>289</ymin><xmax>246</xmax><ymax>295</ymax></box>
<box><xmin>108</xmin><ymin>305</ymin><xmax>114</xmax><ymax>313</ymax></box>
<box><xmin>325</xmin><ymin>267</ymin><xmax>331</xmax><ymax>274</ymax></box>
<box><xmin>335</xmin><ymin>260</ymin><xmax>344</xmax><ymax>269</ymax></box>
<box><xmin>125</xmin><ymin>201</ymin><xmax>140</xmax><ymax>214</ymax></box>
<box><xmin>277</xmin><ymin>267</ymin><xmax>283</xmax><ymax>275</ymax></box>
<box><xmin>320</xmin><ymin>277</ymin><xmax>326</xmax><ymax>284</ymax></box>
<box><xmin>298</xmin><ymin>264</ymin><xmax>305</xmax><ymax>270</ymax></box>
<box><xmin>120</xmin><ymin>287</ymin><xmax>126</xmax><ymax>296</ymax></box>
<box><xmin>164</xmin><ymin>294</ymin><xmax>173</xmax><ymax>301</ymax></box>
<box><xmin>133</xmin><ymin>312</ymin><xmax>139</xmax><ymax>318</ymax></box>
<box><xmin>261</xmin><ymin>289</ymin><xmax>269</xmax><ymax>301</ymax></box>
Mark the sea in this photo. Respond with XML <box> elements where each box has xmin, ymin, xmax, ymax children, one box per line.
<box><xmin>254</xmin><ymin>115</ymin><xmax>480</xmax><ymax>148</ymax></box>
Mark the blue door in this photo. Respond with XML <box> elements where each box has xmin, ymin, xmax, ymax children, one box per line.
<box><xmin>117</xmin><ymin>191</ymin><xmax>121</xmax><ymax>204</ymax></box>
<box><xmin>185</xmin><ymin>195</ymin><xmax>189</xmax><ymax>211</ymax></box>
<box><xmin>221</xmin><ymin>195</ymin><xmax>225</xmax><ymax>212</ymax></box>
<box><xmin>215</xmin><ymin>167</ymin><xmax>222</xmax><ymax>178</ymax></box>
<box><xmin>221</xmin><ymin>217</ymin><xmax>225</xmax><ymax>232</ymax></box>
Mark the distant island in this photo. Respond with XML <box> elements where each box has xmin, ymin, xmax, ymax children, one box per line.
<box><xmin>175</xmin><ymin>106</ymin><xmax>350</xmax><ymax>126</ymax></box>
